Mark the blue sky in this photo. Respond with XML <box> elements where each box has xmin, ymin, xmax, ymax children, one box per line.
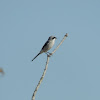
<box><xmin>0</xmin><ymin>0</ymin><xmax>100</xmax><ymax>100</ymax></box>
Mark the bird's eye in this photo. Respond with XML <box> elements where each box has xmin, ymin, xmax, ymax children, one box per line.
<box><xmin>52</xmin><ymin>37</ymin><xmax>57</xmax><ymax>39</ymax></box>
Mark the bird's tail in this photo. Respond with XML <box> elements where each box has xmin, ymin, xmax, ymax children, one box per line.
<box><xmin>32</xmin><ymin>52</ymin><xmax>41</xmax><ymax>61</ymax></box>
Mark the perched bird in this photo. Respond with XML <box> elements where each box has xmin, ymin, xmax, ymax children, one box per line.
<box><xmin>32</xmin><ymin>36</ymin><xmax>57</xmax><ymax>61</ymax></box>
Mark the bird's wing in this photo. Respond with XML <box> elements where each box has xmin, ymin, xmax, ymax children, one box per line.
<box><xmin>41</xmin><ymin>40</ymin><xmax>49</xmax><ymax>50</ymax></box>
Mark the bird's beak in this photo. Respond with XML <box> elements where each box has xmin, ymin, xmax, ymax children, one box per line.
<box><xmin>55</xmin><ymin>37</ymin><xmax>57</xmax><ymax>39</ymax></box>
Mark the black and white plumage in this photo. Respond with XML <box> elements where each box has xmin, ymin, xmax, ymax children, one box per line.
<box><xmin>32</xmin><ymin>36</ymin><xmax>57</xmax><ymax>61</ymax></box>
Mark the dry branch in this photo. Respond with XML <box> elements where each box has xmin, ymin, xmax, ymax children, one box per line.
<box><xmin>32</xmin><ymin>55</ymin><xmax>49</xmax><ymax>100</ymax></box>
<box><xmin>32</xmin><ymin>33</ymin><xmax>68</xmax><ymax>100</ymax></box>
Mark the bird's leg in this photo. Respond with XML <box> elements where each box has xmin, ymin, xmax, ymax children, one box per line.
<box><xmin>46</xmin><ymin>52</ymin><xmax>53</xmax><ymax>56</ymax></box>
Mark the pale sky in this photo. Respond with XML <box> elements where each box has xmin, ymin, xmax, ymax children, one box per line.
<box><xmin>0</xmin><ymin>0</ymin><xmax>100</xmax><ymax>100</ymax></box>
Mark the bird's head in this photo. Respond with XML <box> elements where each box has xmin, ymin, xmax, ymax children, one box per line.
<box><xmin>49</xmin><ymin>36</ymin><xmax>57</xmax><ymax>40</ymax></box>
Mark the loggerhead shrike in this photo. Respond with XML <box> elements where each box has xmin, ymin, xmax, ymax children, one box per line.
<box><xmin>32</xmin><ymin>36</ymin><xmax>57</xmax><ymax>61</ymax></box>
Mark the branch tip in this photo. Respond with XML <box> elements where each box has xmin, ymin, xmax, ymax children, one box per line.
<box><xmin>65</xmin><ymin>33</ymin><xmax>68</xmax><ymax>37</ymax></box>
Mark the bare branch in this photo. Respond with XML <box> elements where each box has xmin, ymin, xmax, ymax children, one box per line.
<box><xmin>51</xmin><ymin>33</ymin><xmax>68</xmax><ymax>55</ymax></box>
<box><xmin>32</xmin><ymin>55</ymin><xmax>50</xmax><ymax>100</ymax></box>
<box><xmin>32</xmin><ymin>33</ymin><xmax>68</xmax><ymax>100</ymax></box>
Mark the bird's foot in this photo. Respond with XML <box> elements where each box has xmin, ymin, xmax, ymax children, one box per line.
<box><xmin>46</xmin><ymin>52</ymin><xmax>53</xmax><ymax>57</ymax></box>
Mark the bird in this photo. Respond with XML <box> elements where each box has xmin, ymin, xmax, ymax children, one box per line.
<box><xmin>32</xmin><ymin>36</ymin><xmax>57</xmax><ymax>61</ymax></box>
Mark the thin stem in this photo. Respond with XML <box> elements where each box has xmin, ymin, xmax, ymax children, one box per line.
<box><xmin>51</xmin><ymin>33</ymin><xmax>68</xmax><ymax>55</ymax></box>
<box><xmin>32</xmin><ymin>55</ymin><xmax>50</xmax><ymax>100</ymax></box>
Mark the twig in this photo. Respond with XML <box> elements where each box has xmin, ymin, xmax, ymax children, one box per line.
<box><xmin>32</xmin><ymin>55</ymin><xmax>50</xmax><ymax>100</ymax></box>
<box><xmin>51</xmin><ymin>33</ymin><xmax>68</xmax><ymax>55</ymax></box>
<box><xmin>32</xmin><ymin>33</ymin><xmax>68</xmax><ymax>100</ymax></box>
